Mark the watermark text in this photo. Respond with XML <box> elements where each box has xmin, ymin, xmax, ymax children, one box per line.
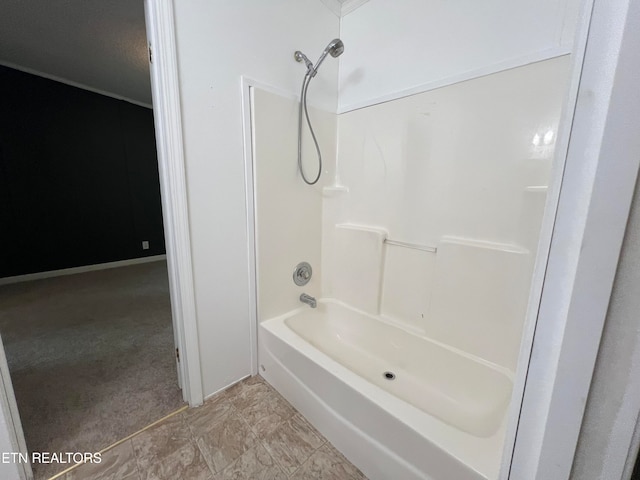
<box><xmin>1</xmin><ymin>452</ymin><xmax>101</xmax><ymax>464</ymax></box>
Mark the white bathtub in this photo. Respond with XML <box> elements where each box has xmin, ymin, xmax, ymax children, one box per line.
<box><xmin>258</xmin><ymin>299</ymin><xmax>512</xmax><ymax>480</ymax></box>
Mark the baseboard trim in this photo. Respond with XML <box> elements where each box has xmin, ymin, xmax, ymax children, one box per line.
<box><xmin>0</xmin><ymin>255</ymin><xmax>167</xmax><ymax>286</ymax></box>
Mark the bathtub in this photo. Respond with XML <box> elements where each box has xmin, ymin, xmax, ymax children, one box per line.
<box><xmin>258</xmin><ymin>299</ymin><xmax>512</xmax><ymax>480</ymax></box>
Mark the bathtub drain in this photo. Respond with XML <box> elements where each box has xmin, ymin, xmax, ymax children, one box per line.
<box><xmin>383</xmin><ymin>371</ymin><xmax>396</xmax><ymax>380</ymax></box>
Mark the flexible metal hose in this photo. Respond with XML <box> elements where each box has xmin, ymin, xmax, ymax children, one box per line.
<box><xmin>297</xmin><ymin>73</ymin><xmax>322</xmax><ymax>185</ymax></box>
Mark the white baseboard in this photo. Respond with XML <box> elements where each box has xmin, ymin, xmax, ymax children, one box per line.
<box><xmin>0</xmin><ymin>255</ymin><xmax>167</xmax><ymax>286</ymax></box>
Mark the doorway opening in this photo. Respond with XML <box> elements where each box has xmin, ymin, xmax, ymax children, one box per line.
<box><xmin>0</xmin><ymin>1</ymin><xmax>198</xmax><ymax>478</ymax></box>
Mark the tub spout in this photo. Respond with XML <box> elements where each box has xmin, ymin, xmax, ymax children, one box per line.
<box><xmin>300</xmin><ymin>293</ymin><xmax>317</xmax><ymax>308</ymax></box>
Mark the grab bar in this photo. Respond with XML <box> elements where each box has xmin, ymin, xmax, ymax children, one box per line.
<box><xmin>384</xmin><ymin>239</ymin><xmax>437</xmax><ymax>253</ymax></box>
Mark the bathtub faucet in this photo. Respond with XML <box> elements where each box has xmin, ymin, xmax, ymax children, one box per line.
<box><xmin>300</xmin><ymin>293</ymin><xmax>317</xmax><ymax>308</ymax></box>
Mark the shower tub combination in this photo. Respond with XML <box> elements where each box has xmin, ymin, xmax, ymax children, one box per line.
<box><xmin>258</xmin><ymin>299</ymin><xmax>513</xmax><ymax>480</ymax></box>
<box><xmin>251</xmin><ymin>35</ymin><xmax>544</xmax><ymax>480</ymax></box>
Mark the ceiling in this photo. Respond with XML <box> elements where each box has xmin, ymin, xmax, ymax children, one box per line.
<box><xmin>0</xmin><ymin>0</ymin><xmax>367</xmax><ymax>107</ymax></box>
<box><xmin>0</xmin><ymin>0</ymin><xmax>152</xmax><ymax>105</ymax></box>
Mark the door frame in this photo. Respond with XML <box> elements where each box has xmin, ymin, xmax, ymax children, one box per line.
<box><xmin>144</xmin><ymin>0</ymin><xmax>203</xmax><ymax>407</ymax></box>
<box><xmin>504</xmin><ymin>0</ymin><xmax>640</xmax><ymax>478</ymax></box>
<box><xmin>0</xmin><ymin>2</ymin><xmax>202</xmax><ymax>477</ymax></box>
<box><xmin>0</xmin><ymin>335</ymin><xmax>31</xmax><ymax>480</ymax></box>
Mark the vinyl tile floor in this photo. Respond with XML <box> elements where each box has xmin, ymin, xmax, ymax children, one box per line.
<box><xmin>59</xmin><ymin>375</ymin><xmax>368</xmax><ymax>480</ymax></box>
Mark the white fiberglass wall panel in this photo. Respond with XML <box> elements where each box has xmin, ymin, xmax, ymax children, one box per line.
<box><xmin>324</xmin><ymin>56</ymin><xmax>572</xmax><ymax>371</ymax></box>
<box><xmin>253</xmin><ymin>88</ymin><xmax>336</xmax><ymax>321</ymax></box>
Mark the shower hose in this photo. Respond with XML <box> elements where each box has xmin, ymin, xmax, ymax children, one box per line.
<box><xmin>297</xmin><ymin>72</ymin><xmax>322</xmax><ymax>185</ymax></box>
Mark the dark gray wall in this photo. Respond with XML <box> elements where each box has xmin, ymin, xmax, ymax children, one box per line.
<box><xmin>0</xmin><ymin>66</ymin><xmax>165</xmax><ymax>277</ymax></box>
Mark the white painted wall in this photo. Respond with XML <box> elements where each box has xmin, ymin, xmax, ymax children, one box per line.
<box><xmin>171</xmin><ymin>0</ymin><xmax>339</xmax><ymax>396</ymax></box>
<box><xmin>323</xmin><ymin>57</ymin><xmax>572</xmax><ymax>371</ymax></box>
<box><xmin>253</xmin><ymin>88</ymin><xmax>336</xmax><ymax>320</ymax></box>
<box><xmin>338</xmin><ymin>0</ymin><xmax>582</xmax><ymax>111</ymax></box>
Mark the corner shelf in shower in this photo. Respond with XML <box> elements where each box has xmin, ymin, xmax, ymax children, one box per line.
<box><xmin>524</xmin><ymin>185</ymin><xmax>548</xmax><ymax>193</ymax></box>
<box><xmin>322</xmin><ymin>185</ymin><xmax>349</xmax><ymax>197</ymax></box>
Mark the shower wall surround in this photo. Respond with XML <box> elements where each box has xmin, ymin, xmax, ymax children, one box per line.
<box><xmin>248</xmin><ymin>3</ymin><xmax>580</xmax><ymax>479</ymax></box>
<box><xmin>322</xmin><ymin>56</ymin><xmax>572</xmax><ymax>371</ymax></box>
<box><xmin>253</xmin><ymin>89</ymin><xmax>336</xmax><ymax>320</ymax></box>
<box><xmin>251</xmin><ymin>36</ymin><xmax>574</xmax><ymax>480</ymax></box>
<box><xmin>253</xmin><ymin>57</ymin><xmax>571</xmax><ymax>369</ymax></box>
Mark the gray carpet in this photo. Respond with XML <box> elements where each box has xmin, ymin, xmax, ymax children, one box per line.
<box><xmin>0</xmin><ymin>261</ymin><xmax>185</xmax><ymax>479</ymax></box>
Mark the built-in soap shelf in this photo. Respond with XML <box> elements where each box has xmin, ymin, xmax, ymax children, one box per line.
<box><xmin>441</xmin><ymin>236</ymin><xmax>529</xmax><ymax>254</ymax></box>
<box><xmin>524</xmin><ymin>185</ymin><xmax>548</xmax><ymax>193</ymax></box>
<box><xmin>322</xmin><ymin>185</ymin><xmax>349</xmax><ymax>197</ymax></box>
<box><xmin>335</xmin><ymin>223</ymin><xmax>387</xmax><ymax>236</ymax></box>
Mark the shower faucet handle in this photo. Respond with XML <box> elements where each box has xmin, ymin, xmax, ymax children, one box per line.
<box><xmin>293</xmin><ymin>262</ymin><xmax>312</xmax><ymax>286</ymax></box>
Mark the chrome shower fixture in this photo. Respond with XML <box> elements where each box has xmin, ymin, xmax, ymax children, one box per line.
<box><xmin>294</xmin><ymin>39</ymin><xmax>344</xmax><ymax>185</ymax></box>
<box><xmin>294</xmin><ymin>38</ymin><xmax>344</xmax><ymax>77</ymax></box>
<box><xmin>294</xmin><ymin>51</ymin><xmax>314</xmax><ymax>73</ymax></box>
<box><xmin>310</xmin><ymin>38</ymin><xmax>344</xmax><ymax>77</ymax></box>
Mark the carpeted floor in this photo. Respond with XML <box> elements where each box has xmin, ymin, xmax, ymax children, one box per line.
<box><xmin>0</xmin><ymin>261</ymin><xmax>185</xmax><ymax>479</ymax></box>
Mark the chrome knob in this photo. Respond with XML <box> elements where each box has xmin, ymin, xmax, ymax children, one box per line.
<box><xmin>293</xmin><ymin>262</ymin><xmax>312</xmax><ymax>286</ymax></box>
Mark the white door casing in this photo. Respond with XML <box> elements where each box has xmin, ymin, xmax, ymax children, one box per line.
<box><xmin>144</xmin><ymin>0</ymin><xmax>204</xmax><ymax>407</ymax></box>
<box><xmin>0</xmin><ymin>3</ymin><xmax>205</xmax><ymax>479</ymax></box>
<box><xmin>0</xmin><ymin>333</ymin><xmax>31</xmax><ymax>480</ymax></box>
<box><xmin>507</xmin><ymin>0</ymin><xmax>640</xmax><ymax>478</ymax></box>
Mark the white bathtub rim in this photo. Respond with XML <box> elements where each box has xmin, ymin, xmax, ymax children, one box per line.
<box><xmin>260</xmin><ymin>314</ymin><xmax>507</xmax><ymax>479</ymax></box>
<box><xmin>268</xmin><ymin>297</ymin><xmax>515</xmax><ymax>380</ymax></box>
<box><xmin>285</xmin><ymin>298</ymin><xmax>512</xmax><ymax>437</ymax></box>
<box><xmin>262</xmin><ymin>341</ymin><xmax>432</xmax><ymax>480</ymax></box>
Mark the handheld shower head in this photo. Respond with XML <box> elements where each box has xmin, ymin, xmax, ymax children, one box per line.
<box><xmin>295</xmin><ymin>38</ymin><xmax>345</xmax><ymax>185</ymax></box>
<box><xmin>310</xmin><ymin>38</ymin><xmax>344</xmax><ymax>77</ymax></box>
<box><xmin>294</xmin><ymin>39</ymin><xmax>344</xmax><ymax>78</ymax></box>
<box><xmin>326</xmin><ymin>38</ymin><xmax>345</xmax><ymax>58</ymax></box>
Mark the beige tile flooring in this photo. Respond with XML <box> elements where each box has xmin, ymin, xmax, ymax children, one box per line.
<box><xmin>58</xmin><ymin>375</ymin><xmax>367</xmax><ymax>480</ymax></box>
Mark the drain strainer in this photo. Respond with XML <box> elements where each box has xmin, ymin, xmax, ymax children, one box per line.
<box><xmin>383</xmin><ymin>371</ymin><xmax>396</xmax><ymax>380</ymax></box>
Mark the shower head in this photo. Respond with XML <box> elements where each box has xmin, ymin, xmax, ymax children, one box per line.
<box><xmin>295</xmin><ymin>39</ymin><xmax>344</xmax><ymax>78</ymax></box>
<box><xmin>326</xmin><ymin>38</ymin><xmax>345</xmax><ymax>58</ymax></box>
<box><xmin>310</xmin><ymin>38</ymin><xmax>344</xmax><ymax>77</ymax></box>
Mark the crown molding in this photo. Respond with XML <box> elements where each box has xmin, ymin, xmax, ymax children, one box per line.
<box><xmin>319</xmin><ymin>0</ymin><xmax>368</xmax><ymax>17</ymax></box>
<box><xmin>319</xmin><ymin>0</ymin><xmax>341</xmax><ymax>17</ymax></box>
<box><xmin>341</xmin><ymin>0</ymin><xmax>369</xmax><ymax>16</ymax></box>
